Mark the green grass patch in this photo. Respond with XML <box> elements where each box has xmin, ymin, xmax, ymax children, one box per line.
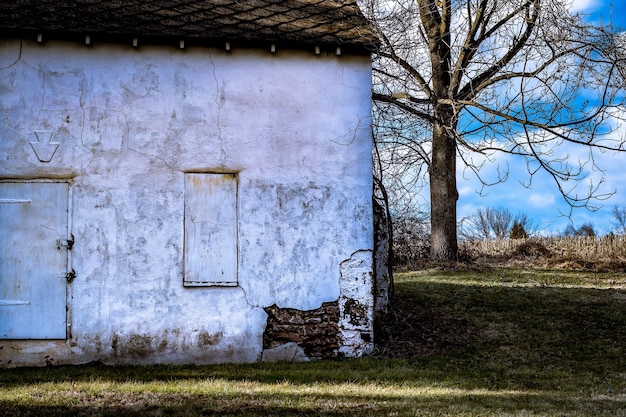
<box><xmin>2</xmin><ymin>268</ymin><xmax>626</xmax><ymax>416</ymax></box>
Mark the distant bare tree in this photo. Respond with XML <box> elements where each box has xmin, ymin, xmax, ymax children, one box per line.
<box><xmin>391</xmin><ymin>211</ymin><xmax>431</xmax><ymax>266</ymax></box>
<box><xmin>459</xmin><ymin>207</ymin><xmax>533</xmax><ymax>240</ymax></box>
<box><xmin>364</xmin><ymin>0</ymin><xmax>626</xmax><ymax>261</ymax></box>
<box><xmin>563</xmin><ymin>223</ymin><xmax>596</xmax><ymax>238</ymax></box>
<box><xmin>611</xmin><ymin>205</ymin><xmax>626</xmax><ymax>235</ymax></box>
<box><xmin>511</xmin><ymin>212</ymin><xmax>533</xmax><ymax>239</ymax></box>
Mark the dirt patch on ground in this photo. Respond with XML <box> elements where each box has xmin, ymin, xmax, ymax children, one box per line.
<box><xmin>373</xmin><ymin>296</ymin><xmax>473</xmax><ymax>359</ymax></box>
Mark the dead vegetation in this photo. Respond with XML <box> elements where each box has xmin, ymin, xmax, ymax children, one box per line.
<box><xmin>393</xmin><ymin>235</ymin><xmax>626</xmax><ymax>272</ymax></box>
<box><xmin>462</xmin><ymin>236</ymin><xmax>626</xmax><ymax>272</ymax></box>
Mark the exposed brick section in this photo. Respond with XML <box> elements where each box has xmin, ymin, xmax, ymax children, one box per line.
<box><xmin>263</xmin><ymin>301</ymin><xmax>340</xmax><ymax>359</ymax></box>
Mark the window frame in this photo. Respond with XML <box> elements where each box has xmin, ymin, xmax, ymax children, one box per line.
<box><xmin>183</xmin><ymin>172</ymin><xmax>239</xmax><ymax>287</ymax></box>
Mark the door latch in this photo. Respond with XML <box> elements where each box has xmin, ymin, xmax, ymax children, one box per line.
<box><xmin>57</xmin><ymin>233</ymin><xmax>74</xmax><ymax>251</ymax></box>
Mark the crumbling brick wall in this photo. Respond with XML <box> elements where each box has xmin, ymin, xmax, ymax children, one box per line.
<box><xmin>263</xmin><ymin>301</ymin><xmax>340</xmax><ymax>359</ymax></box>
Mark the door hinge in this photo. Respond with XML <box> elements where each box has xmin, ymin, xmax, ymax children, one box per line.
<box><xmin>65</xmin><ymin>268</ymin><xmax>76</xmax><ymax>283</ymax></box>
<box><xmin>57</xmin><ymin>233</ymin><xmax>74</xmax><ymax>251</ymax></box>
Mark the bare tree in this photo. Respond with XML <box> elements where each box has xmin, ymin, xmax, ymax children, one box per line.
<box><xmin>563</xmin><ymin>223</ymin><xmax>596</xmax><ymax>238</ymax></box>
<box><xmin>459</xmin><ymin>206</ymin><xmax>532</xmax><ymax>240</ymax></box>
<box><xmin>611</xmin><ymin>205</ymin><xmax>626</xmax><ymax>235</ymax></box>
<box><xmin>364</xmin><ymin>0</ymin><xmax>626</xmax><ymax>261</ymax></box>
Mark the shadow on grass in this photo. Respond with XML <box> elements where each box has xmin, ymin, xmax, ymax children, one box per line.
<box><xmin>2</xmin><ymin>276</ymin><xmax>626</xmax><ymax>416</ymax></box>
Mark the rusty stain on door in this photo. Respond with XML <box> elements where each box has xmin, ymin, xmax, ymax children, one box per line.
<box><xmin>0</xmin><ymin>182</ymin><xmax>69</xmax><ymax>339</ymax></box>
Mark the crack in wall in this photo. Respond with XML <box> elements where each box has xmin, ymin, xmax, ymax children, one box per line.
<box><xmin>208</xmin><ymin>49</ymin><xmax>227</xmax><ymax>165</ymax></box>
<box><xmin>0</xmin><ymin>39</ymin><xmax>23</xmax><ymax>70</ymax></box>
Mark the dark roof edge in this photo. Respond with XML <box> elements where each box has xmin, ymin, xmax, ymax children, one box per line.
<box><xmin>1</xmin><ymin>29</ymin><xmax>377</xmax><ymax>55</ymax></box>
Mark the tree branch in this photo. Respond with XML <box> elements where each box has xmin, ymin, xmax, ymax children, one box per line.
<box><xmin>457</xmin><ymin>0</ymin><xmax>540</xmax><ymax>101</ymax></box>
<box><xmin>373</xmin><ymin>92</ymin><xmax>436</xmax><ymax>124</ymax></box>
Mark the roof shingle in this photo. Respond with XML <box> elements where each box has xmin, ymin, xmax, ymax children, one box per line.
<box><xmin>0</xmin><ymin>0</ymin><xmax>378</xmax><ymax>51</ymax></box>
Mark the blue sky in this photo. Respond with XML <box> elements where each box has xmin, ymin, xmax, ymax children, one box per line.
<box><xmin>455</xmin><ymin>0</ymin><xmax>626</xmax><ymax>236</ymax></box>
<box><xmin>577</xmin><ymin>0</ymin><xmax>626</xmax><ymax>28</ymax></box>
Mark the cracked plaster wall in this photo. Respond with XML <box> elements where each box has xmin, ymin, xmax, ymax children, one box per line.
<box><xmin>0</xmin><ymin>39</ymin><xmax>374</xmax><ymax>367</ymax></box>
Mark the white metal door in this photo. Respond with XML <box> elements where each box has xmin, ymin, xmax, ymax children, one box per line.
<box><xmin>0</xmin><ymin>182</ymin><xmax>69</xmax><ymax>339</ymax></box>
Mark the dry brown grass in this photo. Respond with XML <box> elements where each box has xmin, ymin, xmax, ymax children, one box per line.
<box><xmin>394</xmin><ymin>235</ymin><xmax>626</xmax><ymax>272</ymax></box>
<box><xmin>459</xmin><ymin>236</ymin><xmax>626</xmax><ymax>272</ymax></box>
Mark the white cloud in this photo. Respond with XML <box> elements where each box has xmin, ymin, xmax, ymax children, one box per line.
<box><xmin>457</xmin><ymin>202</ymin><xmax>479</xmax><ymax>219</ymax></box>
<box><xmin>569</xmin><ymin>0</ymin><xmax>600</xmax><ymax>13</ymax></box>
<box><xmin>457</xmin><ymin>184</ymin><xmax>477</xmax><ymax>198</ymax></box>
<box><xmin>453</xmin><ymin>128</ymin><xmax>626</xmax><ymax>234</ymax></box>
<box><xmin>529</xmin><ymin>193</ymin><xmax>557</xmax><ymax>208</ymax></box>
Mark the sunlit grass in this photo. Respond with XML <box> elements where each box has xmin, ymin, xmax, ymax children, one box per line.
<box><xmin>399</xmin><ymin>267</ymin><xmax>626</xmax><ymax>289</ymax></box>
<box><xmin>0</xmin><ymin>374</ymin><xmax>596</xmax><ymax>417</ymax></box>
<box><xmin>3</xmin><ymin>379</ymin><xmax>553</xmax><ymax>414</ymax></box>
<box><xmin>1</xmin><ymin>267</ymin><xmax>626</xmax><ymax>416</ymax></box>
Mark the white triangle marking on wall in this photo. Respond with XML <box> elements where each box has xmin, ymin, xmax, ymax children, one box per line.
<box><xmin>30</xmin><ymin>130</ymin><xmax>60</xmax><ymax>162</ymax></box>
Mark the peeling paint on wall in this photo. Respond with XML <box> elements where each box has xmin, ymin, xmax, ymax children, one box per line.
<box><xmin>338</xmin><ymin>250</ymin><xmax>375</xmax><ymax>357</ymax></box>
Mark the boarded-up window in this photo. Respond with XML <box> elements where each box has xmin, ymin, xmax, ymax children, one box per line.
<box><xmin>184</xmin><ymin>173</ymin><xmax>238</xmax><ymax>286</ymax></box>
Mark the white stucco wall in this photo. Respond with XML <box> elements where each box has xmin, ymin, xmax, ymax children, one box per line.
<box><xmin>0</xmin><ymin>39</ymin><xmax>374</xmax><ymax>366</ymax></box>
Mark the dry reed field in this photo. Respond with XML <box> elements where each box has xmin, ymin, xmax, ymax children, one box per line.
<box><xmin>394</xmin><ymin>235</ymin><xmax>626</xmax><ymax>271</ymax></box>
<box><xmin>464</xmin><ymin>235</ymin><xmax>626</xmax><ymax>259</ymax></box>
<box><xmin>458</xmin><ymin>235</ymin><xmax>626</xmax><ymax>272</ymax></box>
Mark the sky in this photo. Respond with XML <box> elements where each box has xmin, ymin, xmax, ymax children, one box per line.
<box><xmin>573</xmin><ymin>0</ymin><xmax>626</xmax><ymax>28</ymax></box>
<box><xmin>455</xmin><ymin>0</ymin><xmax>626</xmax><ymax>236</ymax></box>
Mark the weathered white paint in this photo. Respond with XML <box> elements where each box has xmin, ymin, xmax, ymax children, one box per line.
<box><xmin>0</xmin><ymin>39</ymin><xmax>374</xmax><ymax>367</ymax></box>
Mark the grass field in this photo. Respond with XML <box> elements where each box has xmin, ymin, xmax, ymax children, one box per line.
<box><xmin>1</xmin><ymin>268</ymin><xmax>625</xmax><ymax>416</ymax></box>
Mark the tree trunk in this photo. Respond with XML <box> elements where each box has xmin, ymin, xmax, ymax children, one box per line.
<box><xmin>430</xmin><ymin>105</ymin><xmax>458</xmax><ymax>261</ymax></box>
<box><xmin>416</xmin><ymin>0</ymin><xmax>458</xmax><ymax>261</ymax></box>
